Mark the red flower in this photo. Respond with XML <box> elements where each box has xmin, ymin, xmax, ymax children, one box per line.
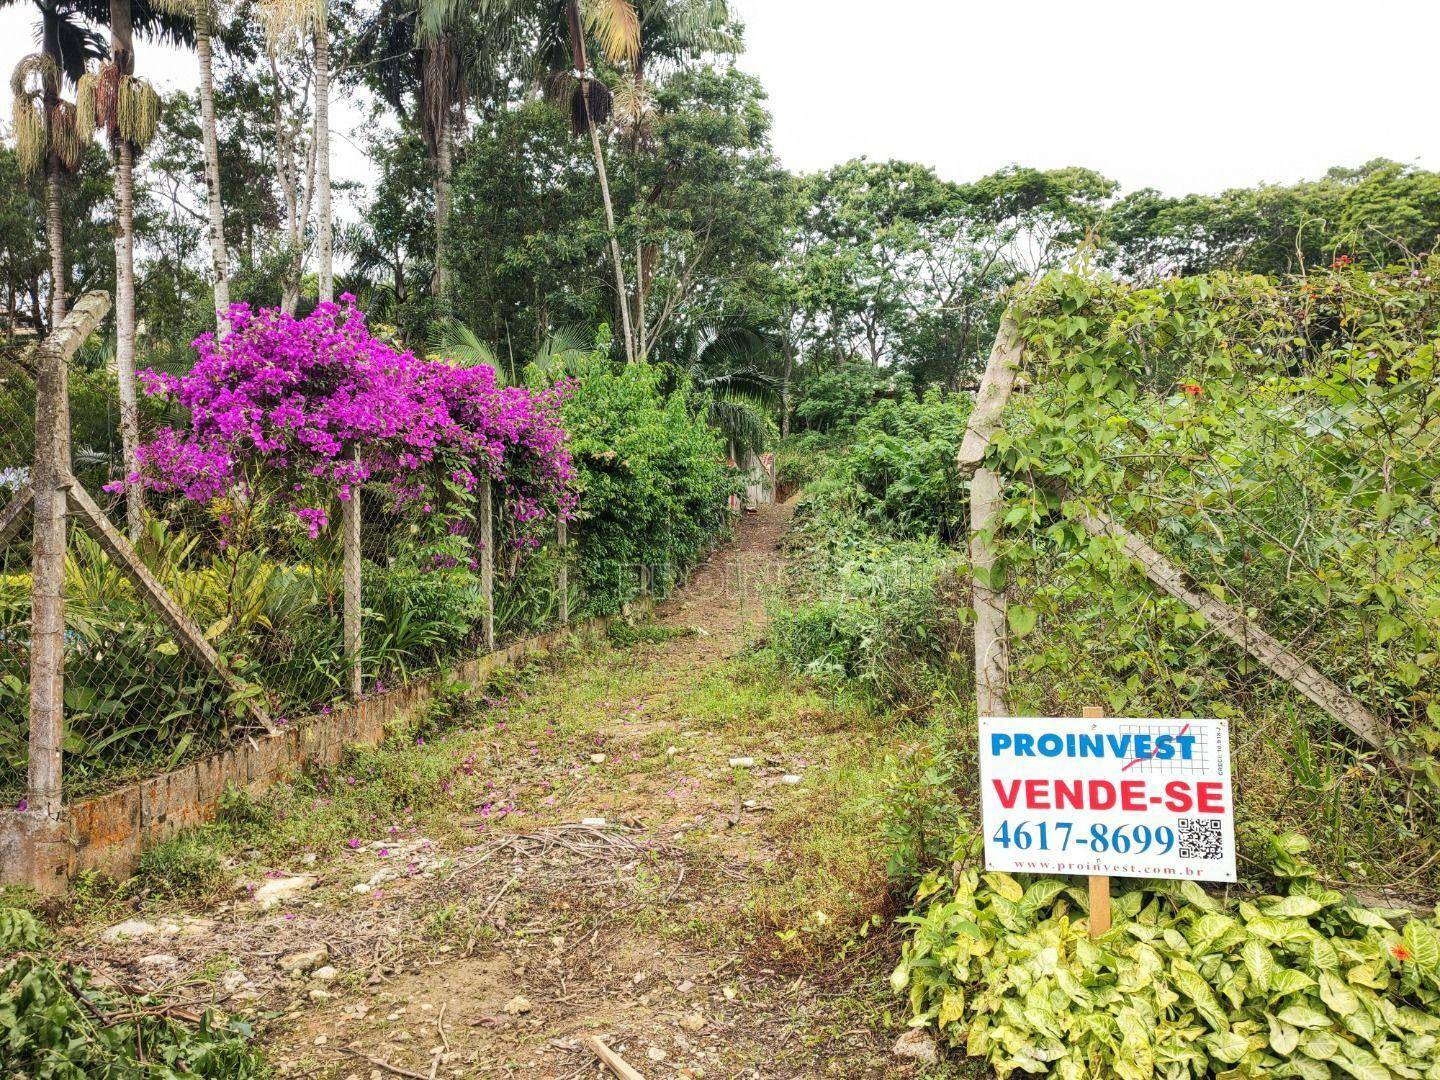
<box><xmin>1180</xmin><ymin>383</ymin><xmax>1203</xmax><ymax>396</ymax></box>
<box><xmin>1390</xmin><ymin>942</ymin><xmax>1413</xmax><ymax>962</ymax></box>
<box><xmin>1331</xmin><ymin>254</ymin><xmax>1354</xmax><ymax>268</ymax></box>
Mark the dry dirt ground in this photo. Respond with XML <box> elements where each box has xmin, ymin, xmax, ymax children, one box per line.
<box><xmin>69</xmin><ymin>502</ymin><xmax>942</xmax><ymax>1080</ymax></box>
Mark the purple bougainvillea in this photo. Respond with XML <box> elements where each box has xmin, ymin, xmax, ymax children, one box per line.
<box><xmin>111</xmin><ymin>297</ymin><xmax>575</xmax><ymax>542</ymax></box>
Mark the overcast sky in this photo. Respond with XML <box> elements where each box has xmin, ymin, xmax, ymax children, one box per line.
<box><xmin>2</xmin><ymin>0</ymin><xmax>1437</xmax><ymax>199</ymax></box>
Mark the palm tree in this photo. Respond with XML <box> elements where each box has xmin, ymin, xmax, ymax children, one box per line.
<box><xmin>6</xmin><ymin>0</ymin><xmax>105</xmax><ymax>329</ymax></box>
<box><xmin>258</xmin><ymin>0</ymin><xmax>332</xmax><ymax>306</ymax></box>
<box><xmin>558</xmin><ymin>0</ymin><xmax>633</xmax><ymax>364</ymax></box>
<box><xmin>546</xmin><ymin>0</ymin><xmax>638</xmax><ymax>362</ymax></box>
<box><xmin>147</xmin><ymin>0</ymin><xmax>228</xmax><ymax>332</ymax></box>
<box><xmin>430</xmin><ymin>315</ymin><xmax>597</xmax><ymax>386</ymax></box>
<box><xmin>542</xmin><ymin>1</ymin><xmax>735</xmax><ymax>364</ymax></box>
<box><xmin>193</xmin><ymin>0</ymin><xmax>229</xmax><ymax>330</ymax></box>
<box><xmin>692</xmin><ymin>325</ymin><xmax>781</xmax><ymax>461</ymax></box>
<box><xmin>313</xmin><ymin>4</ymin><xmax>331</xmax><ymax>303</ymax></box>
<box><xmin>356</xmin><ymin>0</ymin><xmax>527</xmax><ymax>305</ymax></box>
<box><xmin>622</xmin><ymin>0</ymin><xmax>733</xmax><ymax>357</ymax></box>
<box><xmin>77</xmin><ymin>0</ymin><xmax>189</xmax><ymax>538</ymax></box>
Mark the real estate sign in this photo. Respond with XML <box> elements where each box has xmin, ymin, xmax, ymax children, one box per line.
<box><xmin>979</xmin><ymin>716</ymin><xmax>1236</xmax><ymax>882</ymax></box>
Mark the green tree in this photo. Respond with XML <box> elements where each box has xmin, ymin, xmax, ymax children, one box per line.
<box><xmin>1103</xmin><ymin>159</ymin><xmax>1440</xmax><ymax>277</ymax></box>
<box><xmin>6</xmin><ymin>0</ymin><xmax>105</xmax><ymax>328</ymax></box>
<box><xmin>355</xmin><ymin>0</ymin><xmax>530</xmax><ymax>302</ymax></box>
<box><xmin>792</xmin><ymin>160</ymin><xmax>1114</xmax><ymax>387</ymax></box>
<box><xmin>78</xmin><ymin>0</ymin><xmax>190</xmax><ymax>536</ymax></box>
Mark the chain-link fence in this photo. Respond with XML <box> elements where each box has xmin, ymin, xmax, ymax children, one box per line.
<box><xmin>997</xmin><ymin>266</ymin><xmax>1439</xmax><ymax>759</ymax></box>
<box><xmin>1</xmin><ymin>296</ymin><xmax>604</xmax><ymax>807</ymax></box>
<box><xmin>0</xmin><ymin>337</ymin><xmax>36</xmax><ymax>806</ymax></box>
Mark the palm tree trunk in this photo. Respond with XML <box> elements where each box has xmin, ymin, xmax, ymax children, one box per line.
<box><xmin>432</xmin><ymin>115</ymin><xmax>451</xmax><ymax>300</ymax></box>
<box><xmin>781</xmin><ymin>338</ymin><xmax>794</xmax><ymax>439</ymax></box>
<box><xmin>269</xmin><ymin>52</ymin><xmax>301</xmax><ymax>315</ymax></box>
<box><xmin>40</xmin><ymin>16</ymin><xmax>65</xmax><ymax>330</ymax></box>
<box><xmin>313</xmin><ymin>6</ymin><xmax>333</xmax><ymax>304</ymax></box>
<box><xmin>634</xmin><ymin>236</ymin><xmax>646</xmax><ymax>361</ymax></box>
<box><xmin>45</xmin><ymin>160</ymin><xmax>66</xmax><ymax>330</ymax></box>
<box><xmin>109</xmin><ymin>0</ymin><xmax>143</xmax><ymax>538</ymax></box>
<box><xmin>114</xmin><ymin>139</ymin><xmax>144</xmax><ymax>537</ymax></box>
<box><xmin>566</xmin><ymin>1</ymin><xmax>634</xmax><ymax>363</ymax></box>
<box><xmin>585</xmin><ymin>96</ymin><xmax>634</xmax><ymax>364</ymax></box>
<box><xmin>195</xmin><ymin>7</ymin><xmax>231</xmax><ymax>334</ymax></box>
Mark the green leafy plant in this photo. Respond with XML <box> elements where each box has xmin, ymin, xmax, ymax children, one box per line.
<box><xmin>892</xmin><ymin>834</ymin><xmax>1440</xmax><ymax>1079</ymax></box>
<box><xmin>999</xmin><ymin>264</ymin><xmax>1439</xmax><ymax>751</ymax></box>
<box><xmin>562</xmin><ymin>361</ymin><xmax>738</xmax><ymax>616</ymax></box>
<box><xmin>0</xmin><ymin>906</ymin><xmax>267</xmax><ymax>1077</ymax></box>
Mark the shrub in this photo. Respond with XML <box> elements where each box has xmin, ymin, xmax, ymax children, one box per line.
<box><xmin>136</xmin><ymin>833</ymin><xmax>234</xmax><ymax>906</ymax></box>
<box><xmin>793</xmin><ymin>363</ymin><xmax>894</xmax><ymax>432</ymax></box>
<box><xmin>892</xmin><ymin>834</ymin><xmax>1440</xmax><ymax>1079</ymax></box>
<box><xmin>562</xmin><ymin>362</ymin><xmax>737</xmax><ymax>615</ymax></box>
<box><xmin>364</xmin><ymin>564</ymin><xmax>488</xmax><ymax>679</ymax></box>
<box><xmin>845</xmin><ymin>388</ymin><xmax>972</xmax><ymax>541</ymax></box>
<box><xmin>768</xmin><ymin>510</ymin><xmax>964</xmax><ymax>706</ymax></box>
<box><xmin>0</xmin><ymin>906</ymin><xmax>267</xmax><ymax>1076</ymax></box>
<box><xmin>874</xmin><ymin>725</ymin><xmax>974</xmax><ymax>892</ymax></box>
<box><xmin>1005</xmin><ymin>264</ymin><xmax>1439</xmax><ymax>748</ymax></box>
<box><xmin>123</xmin><ymin>297</ymin><xmax>575</xmax><ymax>545</ymax></box>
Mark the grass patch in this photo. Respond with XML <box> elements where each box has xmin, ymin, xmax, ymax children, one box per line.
<box><xmin>136</xmin><ymin>831</ymin><xmax>235</xmax><ymax>907</ymax></box>
<box><xmin>606</xmin><ymin>618</ymin><xmax>698</xmax><ymax>646</ymax></box>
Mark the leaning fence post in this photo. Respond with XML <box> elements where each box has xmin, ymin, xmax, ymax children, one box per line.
<box><xmin>27</xmin><ymin>292</ymin><xmax>112</xmax><ymax>817</ymax></box>
<box><xmin>343</xmin><ymin>445</ymin><xmax>362</xmax><ymax>700</ymax></box>
<box><xmin>557</xmin><ymin>516</ymin><xmax>569</xmax><ymax>626</ymax></box>
<box><xmin>969</xmin><ymin>468</ymin><xmax>1010</xmax><ymax>716</ymax></box>
<box><xmin>479</xmin><ymin>480</ymin><xmax>495</xmax><ymax>651</ymax></box>
<box><xmin>958</xmin><ymin>314</ymin><xmax>1023</xmax><ymax>718</ymax></box>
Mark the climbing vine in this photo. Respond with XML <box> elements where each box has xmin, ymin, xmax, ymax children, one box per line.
<box><xmin>992</xmin><ymin>264</ymin><xmax>1439</xmax><ymax>761</ymax></box>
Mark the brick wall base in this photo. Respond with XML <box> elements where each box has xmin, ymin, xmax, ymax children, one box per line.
<box><xmin>1</xmin><ymin>610</ymin><xmax>636</xmax><ymax>894</ymax></box>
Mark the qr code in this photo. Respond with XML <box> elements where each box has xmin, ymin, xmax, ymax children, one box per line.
<box><xmin>1178</xmin><ymin>818</ymin><xmax>1224</xmax><ymax>860</ymax></box>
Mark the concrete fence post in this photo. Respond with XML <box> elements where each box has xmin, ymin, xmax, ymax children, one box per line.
<box><xmin>343</xmin><ymin>445</ymin><xmax>362</xmax><ymax>700</ymax></box>
<box><xmin>557</xmin><ymin>517</ymin><xmax>569</xmax><ymax>627</ymax></box>
<box><xmin>27</xmin><ymin>292</ymin><xmax>111</xmax><ymax>817</ymax></box>
<box><xmin>480</xmin><ymin>481</ymin><xmax>495</xmax><ymax>651</ymax></box>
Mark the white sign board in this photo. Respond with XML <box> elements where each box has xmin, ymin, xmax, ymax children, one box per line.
<box><xmin>979</xmin><ymin>716</ymin><xmax>1235</xmax><ymax>882</ymax></box>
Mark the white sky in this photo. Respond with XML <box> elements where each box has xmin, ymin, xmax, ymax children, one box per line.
<box><xmin>730</xmin><ymin>0</ymin><xmax>1440</xmax><ymax>195</ymax></box>
<box><xmin>2</xmin><ymin>0</ymin><xmax>1437</xmax><ymax>199</ymax></box>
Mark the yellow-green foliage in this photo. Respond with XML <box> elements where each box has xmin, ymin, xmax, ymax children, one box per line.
<box><xmin>75</xmin><ymin>71</ymin><xmax>98</xmax><ymax>139</ymax></box>
<box><xmin>9</xmin><ymin>54</ymin><xmax>56</xmax><ymax>177</ymax></box>
<box><xmin>259</xmin><ymin>0</ymin><xmax>322</xmax><ymax>49</ymax></box>
<box><xmin>892</xmin><ymin>834</ymin><xmax>1440</xmax><ymax>1079</ymax></box>
<box><xmin>118</xmin><ymin>77</ymin><xmax>160</xmax><ymax>150</ymax></box>
<box><xmin>76</xmin><ymin>67</ymin><xmax>160</xmax><ymax>151</ymax></box>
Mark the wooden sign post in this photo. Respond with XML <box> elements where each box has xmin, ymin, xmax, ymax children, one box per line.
<box><xmin>1082</xmin><ymin>705</ymin><xmax>1112</xmax><ymax>938</ymax></box>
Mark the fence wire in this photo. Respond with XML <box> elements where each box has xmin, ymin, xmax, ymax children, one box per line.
<box><xmin>1002</xmin><ymin>267</ymin><xmax>1440</xmax><ymax>750</ymax></box>
<box><xmin>0</xmin><ymin>341</ymin><xmax>35</xmax><ymax>804</ymax></box>
<box><xmin>1</xmin><ymin>332</ymin><xmax>592</xmax><ymax>802</ymax></box>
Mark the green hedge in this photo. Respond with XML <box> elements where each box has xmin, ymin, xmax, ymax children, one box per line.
<box><xmin>563</xmin><ymin>362</ymin><xmax>737</xmax><ymax>615</ymax></box>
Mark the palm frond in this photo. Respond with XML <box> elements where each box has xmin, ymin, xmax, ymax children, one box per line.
<box><xmin>429</xmin><ymin>317</ymin><xmax>499</xmax><ymax>371</ymax></box>
<box><xmin>416</xmin><ymin>0</ymin><xmax>462</xmax><ymax>45</ymax></box>
<box><xmin>42</xmin><ymin>13</ymin><xmax>106</xmax><ymax>86</ymax></box>
<box><xmin>695</xmin><ymin>367</ymin><xmax>781</xmax><ymax>409</ymax></box>
<box><xmin>526</xmin><ymin>325</ymin><xmax>604</xmax><ymax>383</ymax></box>
<box><xmin>583</xmin><ymin>0</ymin><xmax>640</xmax><ymax>65</ymax></box>
<box><xmin>705</xmin><ymin>391</ymin><xmax>775</xmax><ymax>457</ymax></box>
<box><xmin>644</xmin><ymin>0</ymin><xmax>734</xmax><ymax>50</ymax></box>
<box><xmin>698</xmin><ymin>326</ymin><xmax>782</xmax><ymax>376</ymax></box>
<box><xmin>612</xmin><ymin>73</ymin><xmax>653</xmax><ymax>138</ymax></box>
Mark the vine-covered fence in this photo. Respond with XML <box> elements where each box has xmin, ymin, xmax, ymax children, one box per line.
<box><xmin>0</xmin><ymin>294</ymin><xmax>632</xmax><ymax>886</ymax></box>
<box><xmin>961</xmin><ymin>264</ymin><xmax>1440</xmax><ymax>784</ymax></box>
